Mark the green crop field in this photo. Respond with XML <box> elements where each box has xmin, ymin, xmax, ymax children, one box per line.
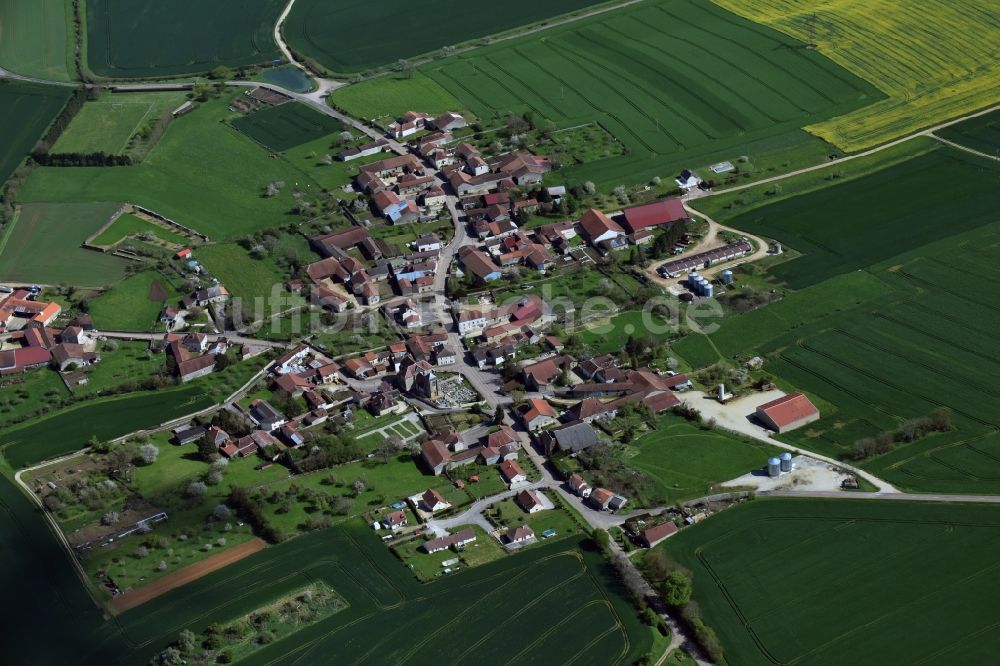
<box><xmin>715</xmin><ymin>0</ymin><xmax>1000</xmax><ymax>152</ymax></box>
<box><xmin>0</xmin><ymin>485</ymin><xmax>651</xmax><ymax>666</ymax></box>
<box><xmin>0</xmin><ymin>202</ymin><xmax>130</xmax><ymax>286</ymax></box>
<box><xmin>232</xmin><ymin>102</ymin><xmax>343</xmax><ymax>152</ymax></box>
<box><xmin>722</xmin><ymin>149</ymin><xmax>1000</xmax><ymax>288</ymax></box>
<box><xmin>673</xmin><ymin>151</ymin><xmax>1000</xmax><ymax>493</ymax></box>
<box><xmin>626</xmin><ymin>415</ymin><xmax>781</xmax><ymax>502</ymax></box>
<box><xmin>0</xmin><ymin>80</ymin><xmax>70</xmax><ymax>183</ymax></box>
<box><xmin>53</xmin><ymin>91</ymin><xmax>187</xmax><ymax>154</ymax></box>
<box><xmin>89</xmin><ymin>270</ymin><xmax>184</xmax><ymax>330</ymax></box>
<box><xmin>665</xmin><ymin>498</ymin><xmax>1000</xmax><ymax>666</ymax></box>
<box><xmin>90</xmin><ymin>212</ymin><xmax>188</xmax><ymax>247</ymax></box>
<box><xmin>17</xmin><ymin>94</ymin><xmax>334</xmax><ymax>240</ymax></box>
<box><xmin>346</xmin><ymin>0</ymin><xmax>880</xmax><ymax>188</ymax></box>
<box><xmin>937</xmin><ymin>110</ymin><xmax>1000</xmax><ymax>156</ymax></box>
<box><xmin>85</xmin><ymin>0</ymin><xmax>284</xmax><ymax>78</ymax></box>
<box><xmin>285</xmin><ymin>0</ymin><xmax>610</xmax><ymax>75</ymax></box>
<box><xmin>0</xmin><ymin>0</ymin><xmax>73</xmax><ymax>80</ymax></box>
<box><xmin>0</xmin><ymin>387</ymin><xmax>215</xmax><ymax>468</ymax></box>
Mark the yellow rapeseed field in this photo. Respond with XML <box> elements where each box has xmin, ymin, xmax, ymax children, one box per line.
<box><xmin>713</xmin><ymin>0</ymin><xmax>1000</xmax><ymax>151</ymax></box>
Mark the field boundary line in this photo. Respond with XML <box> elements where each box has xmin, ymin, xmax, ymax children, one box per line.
<box><xmin>0</xmin><ymin>204</ymin><xmax>22</xmax><ymax>258</ymax></box>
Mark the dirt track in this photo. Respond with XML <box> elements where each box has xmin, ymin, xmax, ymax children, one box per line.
<box><xmin>110</xmin><ymin>538</ymin><xmax>266</xmax><ymax>614</ymax></box>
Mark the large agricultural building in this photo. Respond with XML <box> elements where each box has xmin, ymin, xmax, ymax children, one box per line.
<box><xmin>755</xmin><ymin>393</ymin><xmax>820</xmax><ymax>433</ymax></box>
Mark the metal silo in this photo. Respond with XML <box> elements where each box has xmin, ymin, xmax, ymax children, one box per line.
<box><xmin>779</xmin><ymin>452</ymin><xmax>792</xmax><ymax>473</ymax></box>
<box><xmin>704</xmin><ymin>283</ymin><xmax>714</xmax><ymax>298</ymax></box>
<box><xmin>767</xmin><ymin>457</ymin><xmax>781</xmax><ymax>477</ymax></box>
<box><xmin>721</xmin><ymin>269</ymin><xmax>734</xmax><ymax>285</ymax></box>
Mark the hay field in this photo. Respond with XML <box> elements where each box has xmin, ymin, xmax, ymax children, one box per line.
<box><xmin>0</xmin><ymin>0</ymin><xmax>73</xmax><ymax>80</ymax></box>
<box><xmin>713</xmin><ymin>0</ymin><xmax>1000</xmax><ymax>151</ymax></box>
<box><xmin>665</xmin><ymin>498</ymin><xmax>1000</xmax><ymax>666</ymax></box>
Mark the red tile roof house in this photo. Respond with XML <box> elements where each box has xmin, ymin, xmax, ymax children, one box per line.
<box><xmin>639</xmin><ymin>521</ymin><xmax>679</xmax><ymax>548</ymax></box>
<box><xmin>567</xmin><ymin>473</ymin><xmax>592</xmax><ymax>498</ymax></box>
<box><xmin>381</xmin><ymin>509</ymin><xmax>408</xmax><ymax>531</ymax></box>
<box><xmin>755</xmin><ymin>392</ymin><xmax>820</xmax><ymax>433</ymax></box>
<box><xmin>498</xmin><ymin>459</ymin><xmax>527</xmax><ymax>486</ymax></box>
<box><xmin>588</xmin><ymin>487</ymin><xmax>615</xmax><ymax>511</ymax></box>
<box><xmin>620</xmin><ymin>198</ymin><xmax>689</xmax><ymax>234</ymax></box>
<box><xmin>579</xmin><ymin>209</ymin><xmax>628</xmax><ymax>252</ymax></box>
<box><xmin>518</xmin><ymin>397</ymin><xmax>558</xmax><ymax>431</ymax></box>
<box><xmin>421</xmin><ymin>488</ymin><xmax>451</xmax><ymax>513</ymax></box>
<box><xmin>516</xmin><ymin>489</ymin><xmax>544</xmax><ymax>514</ymax></box>
<box><xmin>522</xmin><ymin>355</ymin><xmax>575</xmax><ymax>391</ymax></box>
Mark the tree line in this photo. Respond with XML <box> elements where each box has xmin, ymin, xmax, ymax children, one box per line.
<box><xmin>32</xmin><ymin>151</ymin><xmax>133</xmax><ymax>167</ymax></box>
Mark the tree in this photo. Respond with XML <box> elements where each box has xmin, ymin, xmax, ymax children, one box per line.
<box><xmin>591</xmin><ymin>528</ymin><xmax>610</xmax><ymax>552</ymax></box>
<box><xmin>212</xmin><ymin>504</ymin><xmax>232</xmax><ymax>521</ymax></box>
<box><xmin>102</xmin><ymin>511</ymin><xmax>121</xmax><ymax>526</ymax></box>
<box><xmin>352</xmin><ymin>478</ymin><xmax>367</xmax><ymax>495</ymax></box>
<box><xmin>187</xmin><ymin>481</ymin><xmax>208</xmax><ymax>498</ymax></box>
<box><xmin>209</xmin><ymin>66</ymin><xmax>233</xmax><ymax>81</ymax></box>
<box><xmin>494</xmin><ymin>404</ymin><xmax>505</xmax><ymax>425</ymax></box>
<box><xmin>375</xmin><ymin>435</ymin><xmax>404</xmax><ymax>463</ymax></box>
<box><xmin>139</xmin><ymin>443</ymin><xmax>159</xmax><ymax>465</ymax></box>
<box><xmin>660</xmin><ymin>570</ymin><xmax>692</xmax><ymax>607</ymax></box>
<box><xmin>177</xmin><ymin>629</ymin><xmax>197</xmax><ymax>655</ymax></box>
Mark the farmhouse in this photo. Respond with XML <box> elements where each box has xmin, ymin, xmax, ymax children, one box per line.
<box><xmin>250</xmin><ymin>400</ymin><xmax>287</xmax><ymax>431</ymax></box>
<box><xmin>541</xmin><ymin>420</ymin><xmax>599</xmax><ymax>455</ymax></box>
<box><xmin>755</xmin><ymin>392</ymin><xmax>820</xmax><ymax>433</ymax></box>
<box><xmin>639</xmin><ymin>521</ymin><xmax>678</xmax><ymax>548</ymax></box>
<box><xmin>588</xmin><ymin>487</ymin><xmax>614</xmax><ymax>511</ymax></box>
<box><xmin>522</xmin><ymin>355</ymin><xmax>575</xmax><ymax>391</ymax></box>
<box><xmin>458</xmin><ymin>246</ymin><xmax>502</xmax><ymax>283</ymax></box>
<box><xmin>621</xmin><ymin>199</ymin><xmax>688</xmax><ymax>234</ymax></box>
<box><xmin>50</xmin><ymin>343</ymin><xmax>100</xmax><ymax>371</ymax></box>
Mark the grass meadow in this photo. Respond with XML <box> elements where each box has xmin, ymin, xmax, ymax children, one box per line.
<box><xmin>0</xmin><ymin>80</ymin><xmax>70</xmax><ymax>182</ymax></box>
<box><xmin>0</xmin><ymin>0</ymin><xmax>73</xmax><ymax>80</ymax></box>
<box><xmin>0</xmin><ymin>202</ymin><xmax>129</xmax><ymax>286</ymax></box>
<box><xmin>332</xmin><ymin>72</ymin><xmax>466</xmax><ymax>123</ymax></box>
<box><xmin>85</xmin><ymin>0</ymin><xmax>284</xmax><ymax>78</ymax></box>
<box><xmin>403</xmin><ymin>0</ymin><xmax>879</xmax><ymax>188</ymax></box>
<box><xmin>285</xmin><ymin>0</ymin><xmax>609</xmax><ymax>74</ymax></box>
<box><xmin>196</xmin><ymin>241</ymin><xmax>308</xmax><ymax>320</ymax></box>
<box><xmin>231</xmin><ymin>102</ymin><xmax>343</xmax><ymax>152</ymax></box>
<box><xmin>88</xmin><ymin>270</ymin><xmax>184</xmax><ymax>331</ymax></box>
<box><xmin>53</xmin><ymin>91</ymin><xmax>188</xmax><ymax>154</ymax></box>
<box><xmin>665</xmin><ymin>498</ymin><xmax>1000</xmax><ymax>665</ymax></box>
<box><xmin>17</xmin><ymin>94</ymin><xmax>333</xmax><ymax>240</ymax></box>
<box><xmin>625</xmin><ymin>415</ymin><xmax>781</xmax><ymax>502</ymax></box>
<box><xmin>715</xmin><ymin>0</ymin><xmax>1000</xmax><ymax>152</ymax></box>
<box><xmin>90</xmin><ymin>213</ymin><xmax>188</xmax><ymax>247</ymax></box>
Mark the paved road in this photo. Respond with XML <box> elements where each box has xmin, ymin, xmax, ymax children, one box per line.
<box><xmin>0</xmin><ymin>65</ymin><xmax>78</xmax><ymax>87</ymax></box>
<box><xmin>760</xmin><ymin>490</ymin><xmax>1000</xmax><ymax>504</ymax></box>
